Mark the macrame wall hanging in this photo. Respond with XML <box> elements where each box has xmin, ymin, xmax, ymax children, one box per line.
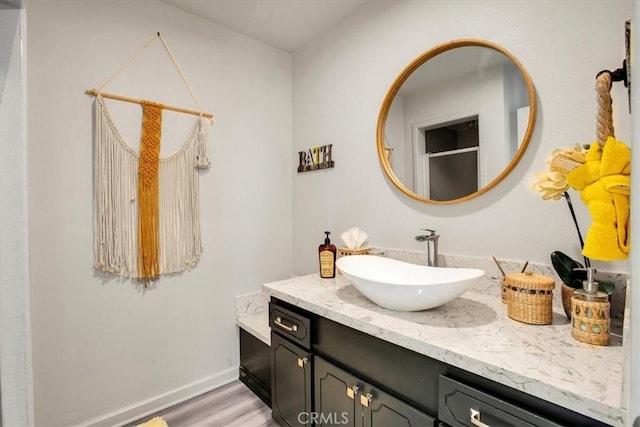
<box><xmin>86</xmin><ymin>32</ymin><xmax>214</xmax><ymax>285</ymax></box>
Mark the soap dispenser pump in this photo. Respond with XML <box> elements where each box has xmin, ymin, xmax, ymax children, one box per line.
<box><xmin>570</xmin><ymin>267</ymin><xmax>610</xmax><ymax>346</ymax></box>
<box><xmin>319</xmin><ymin>231</ymin><xmax>337</xmax><ymax>278</ymax></box>
<box><xmin>572</xmin><ymin>268</ymin><xmax>608</xmax><ymax>302</ymax></box>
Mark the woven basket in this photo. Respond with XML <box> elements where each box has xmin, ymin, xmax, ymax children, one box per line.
<box><xmin>336</xmin><ymin>247</ymin><xmax>371</xmax><ymax>276</ymax></box>
<box><xmin>504</xmin><ymin>272</ymin><xmax>555</xmax><ymax>325</ymax></box>
<box><xmin>500</xmin><ymin>279</ymin><xmax>508</xmax><ymax>303</ymax></box>
<box><xmin>571</xmin><ymin>298</ymin><xmax>610</xmax><ymax>346</ymax></box>
<box><xmin>338</xmin><ymin>247</ymin><xmax>371</xmax><ymax>257</ymax></box>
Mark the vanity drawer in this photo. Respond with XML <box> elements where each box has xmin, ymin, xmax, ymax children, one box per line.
<box><xmin>269</xmin><ymin>302</ymin><xmax>311</xmax><ymax>349</ymax></box>
<box><xmin>438</xmin><ymin>376</ymin><xmax>562</xmax><ymax>427</ymax></box>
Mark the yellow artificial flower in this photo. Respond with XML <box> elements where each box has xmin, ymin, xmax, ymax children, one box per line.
<box><xmin>548</xmin><ymin>144</ymin><xmax>587</xmax><ymax>174</ymax></box>
<box><xmin>533</xmin><ymin>171</ymin><xmax>569</xmax><ymax>200</ymax></box>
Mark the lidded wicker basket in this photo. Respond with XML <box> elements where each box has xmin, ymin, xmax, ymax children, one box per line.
<box><xmin>504</xmin><ymin>271</ymin><xmax>555</xmax><ymax>325</ymax></box>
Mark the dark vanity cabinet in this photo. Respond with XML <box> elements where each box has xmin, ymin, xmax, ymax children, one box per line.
<box><xmin>315</xmin><ymin>355</ymin><xmax>434</xmax><ymax>427</ymax></box>
<box><xmin>270</xmin><ymin>298</ymin><xmax>435</xmax><ymax>427</ymax></box>
<box><xmin>265</xmin><ymin>297</ymin><xmax>610</xmax><ymax>427</ymax></box>
<box><xmin>270</xmin><ymin>302</ymin><xmax>313</xmax><ymax>426</ymax></box>
<box><xmin>239</xmin><ymin>329</ymin><xmax>271</xmax><ymax>406</ymax></box>
<box><xmin>314</xmin><ymin>356</ymin><xmax>359</xmax><ymax>427</ymax></box>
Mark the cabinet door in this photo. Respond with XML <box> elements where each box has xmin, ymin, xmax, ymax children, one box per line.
<box><xmin>271</xmin><ymin>332</ymin><xmax>312</xmax><ymax>427</ymax></box>
<box><xmin>314</xmin><ymin>356</ymin><xmax>361</xmax><ymax>427</ymax></box>
<box><xmin>361</xmin><ymin>383</ymin><xmax>435</xmax><ymax>427</ymax></box>
<box><xmin>315</xmin><ymin>356</ymin><xmax>435</xmax><ymax>427</ymax></box>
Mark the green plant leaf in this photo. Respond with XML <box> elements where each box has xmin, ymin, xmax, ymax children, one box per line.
<box><xmin>569</xmin><ymin>278</ymin><xmax>583</xmax><ymax>289</ymax></box>
<box><xmin>550</xmin><ymin>251</ymin><xmax>583</xmax><ymax>286</ymax></box>
<box><xmin>598</xmin><ymin>279</ymin><xmax>616</xmax><ymax>295</ymax></box>
<box><xmin>570</xmin><ymin>269</ymin><xmax>587</xmax><ymax>289</ymax></box>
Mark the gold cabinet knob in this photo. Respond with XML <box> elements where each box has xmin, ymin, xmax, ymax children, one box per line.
<box><xmin>346</xmin><ymin>385</ymin><xmax>359</xmax><ymax>399</ymax></box>
<box><xmin>360</xmin><ymin>392</ymin><xmax>373</xmax><ymax>407</ymax></box>
<box><xmin>297</xmin><ymin>357</ymin><xmax>308</xmax><ymax>368</ymax></box>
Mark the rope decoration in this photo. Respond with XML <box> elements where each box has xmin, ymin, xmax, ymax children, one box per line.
<box><xmin>595</xmin><ymin>71</ymin><xmax>615</xmax><ymax>146</ymax></box>
<box><xmin>86</xmin><ymin>32</ymin><xmax>214</xmax><ymax>123</ymax></box>
<box><xmin>138</xmin><ymin>101</ymin><xmax>164</xmax><ymax>281</ymax></box>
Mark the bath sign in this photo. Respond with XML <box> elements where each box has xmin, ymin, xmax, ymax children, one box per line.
<box><xmin>298</xmin><ymin>144</ymin><xmax>334</xmax><ymax>173</ymax></box>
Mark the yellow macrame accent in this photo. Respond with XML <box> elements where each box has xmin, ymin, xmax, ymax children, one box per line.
<box><xmin>138</xmin><ymin>101</ymin><xmax>164</xmax><ymax>280</ymax></box>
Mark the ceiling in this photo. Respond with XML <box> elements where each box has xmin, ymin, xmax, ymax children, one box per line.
<box><xmin>158</xmin><ymin>0</ymin><xmax>369</xmax><ymax>53</ymax></box>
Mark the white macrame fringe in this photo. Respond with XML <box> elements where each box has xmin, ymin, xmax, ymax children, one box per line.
<box><xmin>93</xmin><ymin>95</ymin><xmax>210</xmax><ymax>280</ymax></box>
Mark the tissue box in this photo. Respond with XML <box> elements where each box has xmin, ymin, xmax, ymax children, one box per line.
<box><xmin>338</xmin><ymin>247</ymin><xmax>371</xmax><ymax>257</ymax></box>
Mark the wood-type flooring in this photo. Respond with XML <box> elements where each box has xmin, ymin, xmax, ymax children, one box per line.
<box><xmin>126</xmin><ymin>380</ymin><xmax>278</xmax><ymax>427</ymax></box>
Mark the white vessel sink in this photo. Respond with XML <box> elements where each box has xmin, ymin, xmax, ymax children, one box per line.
<box><xmin>335</xmin><ymin>255</ymin><xmax>485</xmax><ymax>311</ymax></box>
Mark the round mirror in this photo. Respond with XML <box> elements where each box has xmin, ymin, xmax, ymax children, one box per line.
<box><xmin>377</xmin><ymin>39</ymin><xmax>537</xmax><ymax>204</ymax></box>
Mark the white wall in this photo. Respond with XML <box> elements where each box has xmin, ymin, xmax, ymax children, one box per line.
<box><xmin>26</xmin><ymin>1</ymin><xmax>292</xmax><ymax>425</ymax></box>
<box><xmin>292</xmin><ymin>0</ymin><xmax>632</xmax><ymax>276</ymax></box>
<box><xmin>1</xmin><ymin>6</ymin><xmax>32</xmax><ymax>427</ymax></box>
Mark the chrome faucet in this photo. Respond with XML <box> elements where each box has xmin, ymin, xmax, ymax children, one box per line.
<box><xmin>415</xmin><ymin>229</ymin><xmax>439</xmax><ymax>267</ymax></box>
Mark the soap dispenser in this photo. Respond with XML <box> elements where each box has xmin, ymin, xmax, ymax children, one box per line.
<box><xmin>319</xmin><ymin>231</ymin><xmax>337</xmax><ymax>278</ymax></box>
<box><xmin>570</xmin><ymin>268</ymin><xmax>610</xmax><ymax>346</ymax></box>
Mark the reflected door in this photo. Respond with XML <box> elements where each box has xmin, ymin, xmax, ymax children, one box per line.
<box><xmin>418</xmin><ymin>117</ymin><xmax>479</xmax><ymax>200</ymax></box>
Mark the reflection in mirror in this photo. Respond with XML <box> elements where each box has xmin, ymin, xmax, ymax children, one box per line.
<box><xmin>378</xmin><ymin>40</ymin><xmax>536</xmax><ymax>204</ymax></box>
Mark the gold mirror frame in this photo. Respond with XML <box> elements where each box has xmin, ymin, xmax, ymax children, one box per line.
<box><xmin>376</xmin><ymin>39</ymin><xmax>537</xmax><ymax>204</ymax></box>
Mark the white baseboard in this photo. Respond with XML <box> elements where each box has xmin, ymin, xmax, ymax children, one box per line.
<box><xmin>81</xmin><ymin>366</ymin><xmax>239</xmax><ymax>427</ymax></box>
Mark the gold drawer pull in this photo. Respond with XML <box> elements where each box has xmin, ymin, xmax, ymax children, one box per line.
<box><xmin>470</xmin><ymin>408</ymin><xmax>491</xmax><ymax>427</ymax></box>
<box><xmin>346</xmin><ymin>385</ymin><xmax>359</xmax><ymax>399</ymax></box>
<box><xmin>360</xmin><ymin>392</ymin><xmax>373</xmax><ymax>407</ymax></box>
<box><xmin>274</xmin><ymin>316</ymin><xmax>298</xmax><ymax>332</ymax></box>
<box><xmin>297</xmin><ymin>357</ymin><xmax>308</xmax><ymax>368</ymax></box>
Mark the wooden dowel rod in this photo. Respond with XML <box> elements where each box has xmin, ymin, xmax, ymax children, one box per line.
<box><xmin>492</xmin><ymin>256</ymin><xmax>506</xmax><ymax>278</ymax></box>
<box><xmin>85</xmin><ymin>89</ymin><xmax>214</xmax><ymax>120</ymax></box>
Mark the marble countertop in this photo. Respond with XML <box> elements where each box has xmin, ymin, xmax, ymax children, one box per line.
<box><xmin>261</xmin><ymin>273</ymin><xmax>626</xmax><ymax>427</ymax></box>
<box><xmin>237</xmin><ymin>311</ymin><xmax>270</xmax><ymax>346</ymax></box>
<box><xmin>236</xmin><ymin>291</ymin><xmax>271</xmax><ymax>345</ymax></box>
